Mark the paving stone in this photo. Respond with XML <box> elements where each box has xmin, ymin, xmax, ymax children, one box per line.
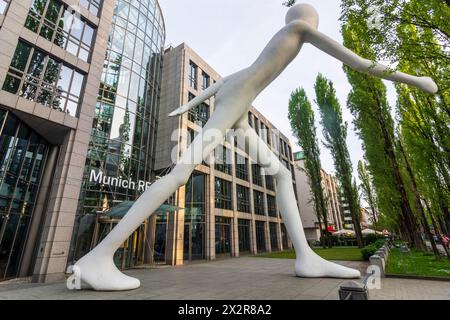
<box><xmin>0</xmin><ymin>258</ymin><xmax>448</xmax><ymax>300</ymax></box>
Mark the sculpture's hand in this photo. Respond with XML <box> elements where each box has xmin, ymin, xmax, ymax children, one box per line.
<box><xmin>168</xmin><ymin>79</ymin><xmax>224</xmax><ymax>117</ymax></box>
<box><xmin>304</xmin><ymin>28</ymin><xmax>438</xmax><ymax>94</ymax></box>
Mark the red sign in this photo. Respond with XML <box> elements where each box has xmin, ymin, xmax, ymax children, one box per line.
<box><xmin>327</xmin><ymin>226</ymin><xmax>335</xmax><ymax>232</ymax></box>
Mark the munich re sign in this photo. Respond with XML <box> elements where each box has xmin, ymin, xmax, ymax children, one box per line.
<box><xmin>89</xmin><ymin>170</ymin><xmax>153</xmax><ymax>192</ymax></box>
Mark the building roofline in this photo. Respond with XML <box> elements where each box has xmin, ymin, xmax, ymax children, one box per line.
<box><xmin>156</xmin><ymin>0</ymin><xmax>166</xmax><ymax>39</ymax></box>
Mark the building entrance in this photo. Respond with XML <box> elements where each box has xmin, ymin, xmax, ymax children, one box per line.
<box><xmin>0</xmin><ymin>109</ymin><xmax>50</xmax><ymax>281</ymax></box>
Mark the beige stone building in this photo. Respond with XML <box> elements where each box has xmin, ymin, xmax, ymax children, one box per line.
<box><xmin>0</xmin><ymin>0</ymin><xmax>166</xmax><ymax>283</ymax></box>
<box><xmin>0</xmin><ymin>0</ymin><xmax>114</xmax><ymax>283</ymax></box>
<box><xmin>293</xmin><ymin>151</ymin><xmax>343</xmax><ymax>242</ymax></box>
<box><xmin>153</xmin><ymin>43</ymin><xmax>295</xmax><ymax>264</ymax></box>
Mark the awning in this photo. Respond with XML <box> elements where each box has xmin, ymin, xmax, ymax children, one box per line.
<box><xmin>103</xmin><ymin>201</ymin><xmax>182</xmax><ymax>218</ymax></box>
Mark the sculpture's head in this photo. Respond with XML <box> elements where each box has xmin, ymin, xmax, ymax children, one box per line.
<box><xmin>285</xmin><ymin>3</ymin><xmax>319</xmax><ymax>29</ymax></box>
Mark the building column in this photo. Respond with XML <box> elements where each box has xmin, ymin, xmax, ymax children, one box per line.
<box><xmin>232</xmin><ymin>216</ymin><xmax>239</xmax><ymax>257</ymax></box>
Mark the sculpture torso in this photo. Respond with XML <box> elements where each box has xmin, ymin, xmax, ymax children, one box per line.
<box><xmin>214</xmin><ymin>22</ymin><xmax>305</xmax><ymax>115</ymax></box>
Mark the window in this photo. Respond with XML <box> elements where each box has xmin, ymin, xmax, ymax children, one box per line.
<box><xmin>260</xmin><ymin>123</ymin><xmax>268</xmax><ymax>144</ymax></box>
<box><xmin>215</xmin><ymin>178</ymin><xmax>232</xmax><ymax>210</ymax></box>
<box><xmin>279</xmin><ymin>138</ymin><xmax>285</xmax><ymax>156</ymax></box>
<box><xmin>215</xmin><ymin>216</ymin><xmax>231</xmax><ymax>255</ymax></box>
<box><xmin>248</xmin><ymin>112</ymin><xmax>253</xmax><ymax>128</ymax></box>
<box><xmin>270</xmin><ymin>222</ymin><xmax>279</xmax><ymax>251</ymax></box>
<box><xmin>187</xmin><ymin>128</ymin><xmax>196</xmax><ymax>147</ymax></box>
<box><xmin>201</xmin><ymin>71</ymin><xmax>210</xmax><ymax>90</ymax></box>
<box><xmin>267</xmin><ymin>195</ymin><xmax>277</xmax><ymax>217</ymax></box>
<box><xmin>0</xmin><ymin>0</ymin><xmax>10</xmax><ymax>15</ymax></box>
<box><xmin>189</xmin><ymin>61</ymin><xmax>198</xmax><ymax>89</ymax></box>
<box><xmin>255</xmin><ymin>221</ymin><xmax>266</xmax><ymax>252</ymax></box>
<box><xmin>271</xmin><ymin>131</ymin><xmax>279</xmax><ymax>153</ymax></box>
<box><xmin>238</xmin><ymin>219</ymin><xmax>251</xmax><ymax>253</ymax></box>
<box><xmin>253</xmin><ymin>190</ymin><xmax>265</xmax><ymax>215</ymax></box>
<box><xmin>235</xmin><ymin>153</ymin><xmax>248</xmax><ymax>181</ymax></box>
<box><xmin>80</xmin><ymin>0</ymin><xmax>102</xmax><ymax>16</ymax></box>
<box><xmin>2</xmin><ymin>40</ymin><xmax>85</xmax><ymax>116</ymax></box>
<box><xmin>281</xmin><ymin>223</ymin><xmax>289</xmax><ymax>249</ymax></box>
<box><xmin>236</xmin><ymin>184</ymin><xmax>250</xmax><ymax>213</ymax></box>
<box><xmin>265</xmin><ymin>175</ymin><xmax>275</xmax><ymax>191</ymax></box>
<box><xmin>252</xmin><ymin>163</ymin><xmax>264</xmax><ymax>187</ymax></box>
<box><xmin>215</xmin><ymin>145</ymin><xmax>231</xmax><ymax>175</ymax></box>
<box><xmin>25</xmin><ymin>0</ymin><xmax>96</xmax><ymax>62</ymax></box>
<box><xmin>187</xmin><ymin>92</ymin><xmax>209</xmax><ymax>127</ymax></box>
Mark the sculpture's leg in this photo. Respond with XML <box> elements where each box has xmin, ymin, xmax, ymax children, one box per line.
<box><xmin>73</xmin><ymin>106</ymin><xmax>236</xmax><ymax>291</ymax></box>
<box><xmin>234</xmin><ymin>118</ymin><xmax>361</xmax><ymax>278</ymax></box>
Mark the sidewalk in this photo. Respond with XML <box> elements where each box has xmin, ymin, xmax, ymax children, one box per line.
<box><xmin>0</xmin><ymin>257</ymin><xmax>449</xmax><ymax>300</ymax></box>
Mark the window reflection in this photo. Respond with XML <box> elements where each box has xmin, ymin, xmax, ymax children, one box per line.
<box><xmin>3</xmin><ymin>41</ymin><xmax>85</xmax><ymax>116</ymax></box>
<box><xmin>0</xmin><ymin>108</ymin><xmax>49</xmax><ymax>280</ymax></box>
<box><xmin>25</xmin><ymin>0</ymin><xmax>96</xmax><ymax>62</ymax></box>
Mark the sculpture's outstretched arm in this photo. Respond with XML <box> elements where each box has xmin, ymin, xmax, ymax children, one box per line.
<box><xmin>168</xmin><ymin>79</ymin><xmax>224</xmax><ymax>117</ymax></box>
<box><xmin>304</xmin><ymin>28</ymin><xmax>438</xmax><ymax>94</ymax></box>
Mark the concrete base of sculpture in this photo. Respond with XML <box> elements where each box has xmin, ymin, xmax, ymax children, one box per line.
<box><xmin>72</xmin><ymin>3</ymin><xmax>437</xmax><ymax>291</ymax></box>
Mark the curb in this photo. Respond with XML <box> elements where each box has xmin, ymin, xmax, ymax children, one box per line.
<box><xmin>385</xmin><ymin>273</ymin><xmax>450</xmax><ymax>282</ymax></box>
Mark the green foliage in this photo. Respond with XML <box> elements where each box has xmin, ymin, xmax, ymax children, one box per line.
<box><xmin>341</xmin><ymin>0</ymin><xmax>450</xmax><ymax>245</ymax></box>
<box><xmin>288</xmin><ymin>88</ymin><xmax>330</xmax><ymax>240</ymax></box>
<box><xmin>360</xmin><ymin>239</ymin><xmax>385</xmax><ymax>261</ymax></box>
<box><xmin>340</xmin><ymin>2</ymin><xmax>426</xmax><ymax>249</ymax></box>
<box><xmin>283</xmin><ymin>0</ymin><xmax>297</xmax><ymax>7</ymax></box>
<box><xmin>314</xmin><ymin>74</ymin><xmax>363</xmax><ymax>247</ymax></box>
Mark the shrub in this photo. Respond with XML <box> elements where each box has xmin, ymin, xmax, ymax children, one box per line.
<box><xmin>361</xmin><ymin>245</ymin><xmax>377</xmax><ymax>261</ymax></box>
<box><xmin>360</xmin><ymin>239</ymin><xmax>385</xmax><ymax>261</ymax></box>
<box><xmin>363</xmin><ymin>234</ymin><xmax>385</xmax><ymax>246</ymax></box>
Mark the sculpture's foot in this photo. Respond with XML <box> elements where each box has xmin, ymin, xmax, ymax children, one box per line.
<box><xmin>73</xmin><ymin>252</ymin><xmax>140</xmax><ymax>291</ymax></box>
<box><xmin>295</xmin><ymin>250</ymin><xmax>361</xmax><ymax>279</ymax></box>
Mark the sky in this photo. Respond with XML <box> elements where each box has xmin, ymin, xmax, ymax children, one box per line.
<box><xmin>158</xmin><ymin>0</ymin><xmax>398</xmax><ymax>181</ymax></box>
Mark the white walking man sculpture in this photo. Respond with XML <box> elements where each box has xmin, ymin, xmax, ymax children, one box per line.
<box><xmin>73</xmin><ymin>4</ymin><xmax>438</xmax><ymax>291</ymax></box>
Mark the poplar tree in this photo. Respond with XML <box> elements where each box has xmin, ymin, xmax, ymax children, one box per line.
<box><xmin>339</xmin><ymin>7</ymin><xmax>424</xmax><ymax>249</ymax></box>
<box><xmin>314</xmin><ymin>74</ymin><xmax>364</xmax><ymax>247</ymax></box>
<box><xmin>288</xmin><ymin>88</ymin><xmax>330</xmax><ymax>247</ymax></box>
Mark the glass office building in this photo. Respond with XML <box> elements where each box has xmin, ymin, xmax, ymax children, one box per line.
<box><xmin>69</xmin><ymin>0</ymin><xmax>165</xmax><ymax>268</ymax></box>
<box><xmin>0</xmin><ymin>0</ymin><xmax>118</xmax><ymax>282</ymax></box>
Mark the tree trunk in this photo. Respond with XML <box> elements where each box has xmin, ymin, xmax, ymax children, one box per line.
<box><xmin>364</xmin><ymin>80</ymin><xmax>424</xmax><ymax>250</ymax></box>
<box><xmin>429</xmin><ymin>207</ymin><xmax>450</xmax><ymax>261</ymax></box>
<box><xmin>398</xmin><ymin>139</ymin><xmax>440</xmax><ymax>257</ymax></box>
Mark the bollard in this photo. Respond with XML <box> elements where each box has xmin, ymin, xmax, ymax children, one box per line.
<box><xmin>369</xmin><ymin>254</ymin><xmax>385</xmax><ymax>277</ymax></box>
<box><xmin>339</xmin><ymin>280</ymin><xmax>369</xmax><ymax>300</ymax></box>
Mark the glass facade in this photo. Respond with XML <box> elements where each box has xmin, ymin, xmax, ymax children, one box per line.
<box><xmin>184</xmin><ymin>172</ymin><xmax>205</xmax><ymax>261</ymax></box>
<box><xmin>69</xmin><ymin>0</ymin><xmax>165</xmax><ymax>265</ymax></box>
<box><xmin>0</xmin><ymin>108</ymin><xmax>49</xmax><ymax>280</ymax></box>
<box><xmin>2</xmin><ymin>40</ymin><xmax>85</xmax><ymax>116</ymax></box>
